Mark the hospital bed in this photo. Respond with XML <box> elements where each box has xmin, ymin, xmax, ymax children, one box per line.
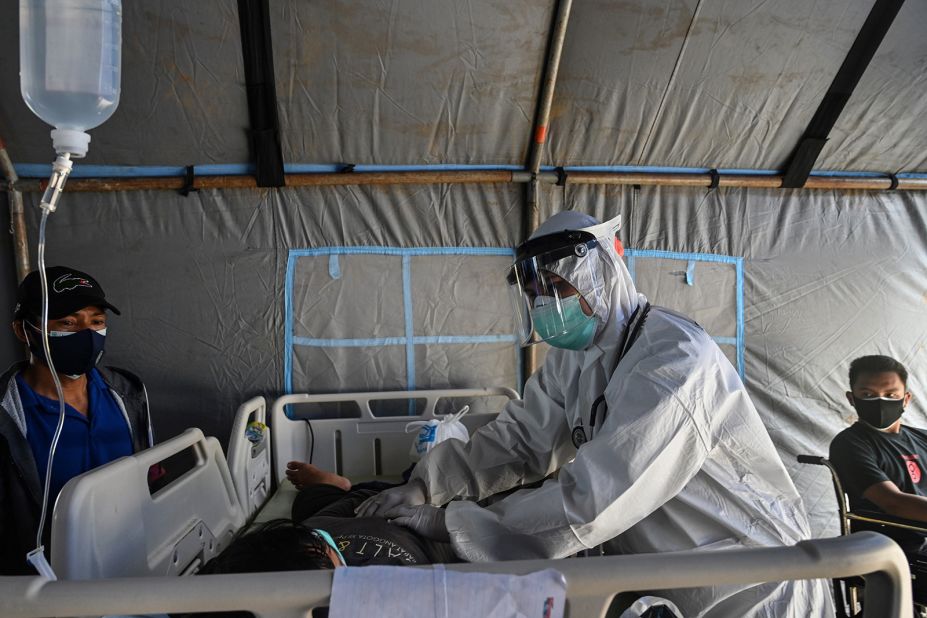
<box><xmin>1</xmin><ymin>533</ymin><xmax>914</xmax><ymax>617</ymax></box>
<box><xmin>229</xmin><ymin>387</ymin><xmax>520</xmax><ymax>524</ymax></box>
<box><xmin>50</xmin><ymin>427</ymin><xmax>245</xmax><ymax>579</ymax></box>
<box><xmin>0</xmin><ymin>388</ymin><xmax>915</xmax><ymax>617</ymax></box>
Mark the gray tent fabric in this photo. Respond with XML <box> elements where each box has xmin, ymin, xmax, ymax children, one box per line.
<box><xmin>2</xmin><ymin>0</ymin><xmax>925</xmax><ymax>171</ymax></box>
<box><xmin>543</xmin><ymin>183</ymin><xmax>927</xmax><ymax>536</ymax></box>
<box><xmin>270</xmin><ymin>0</ymin><xmax>554</xmax><ymax>165</ymax></box>
<box><xmin>816</xmin><ymin>0</ymin><xmax>927</xmax><ymax>172</ymax></box>
<box><xmin>9</xmin><ymin>182</ymin><xmax>523</xmax><ymax>443</ymax></box>
<box><xmin>549</xmin><ymin>0</ymin><xmax>875</xmax><ymax>169</ymax></box>
<box><xmin>4</xmin><ymin>180</ymin><xmax>923</xmax><ymax>539</ymax></box>
<box><xmin>0</xmin><ymin>0</ymin><xmax>926</xmax><ymax>545</ymax></box>
<box><xmin>0</xmin><ymin>1</ymin><xmax>250</xmax><ymax>166</ymax></box>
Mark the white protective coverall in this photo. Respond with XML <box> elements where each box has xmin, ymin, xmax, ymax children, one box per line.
<box><xmin>410</xmin><ymin>212</ymin><xmax>832</xmax><ymax>617</ymax></box>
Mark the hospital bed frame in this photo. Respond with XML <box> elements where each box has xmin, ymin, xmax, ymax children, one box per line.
<box><xmin>50</xmin><ymin>427</ymin><xmax>245</xmax><ymax>580</ymax></box>
<box><xmin>270</xmin><ymin>387</ymin><xmax>520</xmax><ymax>482</ymax></box>
<box><xmin>228</xmin><ymin>388</ymin><xmax>520</xmax><ymax>523</ymax></box>
<box><xmin>5</xmin><ymin>393</ymin><xmax>912</xmax><ymax>616</ymax></box>
<box><xmin>1</xmin><ymin>532</ymin><xmax>913</xmax><ymax>617</ymax></box>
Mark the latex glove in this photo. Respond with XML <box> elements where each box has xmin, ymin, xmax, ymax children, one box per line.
<box><xmin>387</xmin><ymin>504</ymin><xmax>450</xmax><ymax>542</ymax></box>
<box><xmin>354</xmin><ymin>478</ymin><xmax>427</xmax><ymax>518</ymax></box>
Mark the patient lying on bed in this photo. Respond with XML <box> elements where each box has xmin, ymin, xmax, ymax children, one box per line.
<box><xmin>199</xmin><ymin>462</ymin><xmax>458</xmax><ymax>574</ymax></box>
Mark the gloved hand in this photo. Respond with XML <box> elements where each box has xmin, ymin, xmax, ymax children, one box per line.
<box><xmin>386</xmin><ymin>504</ymin><xmax>450</xmax><ymax>542</ymax></box>
<box><xmin>354</xmin><ymin>477</ymin><xmax>427</xmax><ymax>518</ymax></box>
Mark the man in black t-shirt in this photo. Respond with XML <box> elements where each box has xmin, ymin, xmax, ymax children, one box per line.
<box><xmin>829</xmin><ymin>354</ymin><xmax>927</xmax><ymax>552</ymax></box>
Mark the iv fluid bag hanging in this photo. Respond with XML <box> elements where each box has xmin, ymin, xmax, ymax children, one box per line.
<box><xmin>20</xmin><ymin>0</ymin><xmax>122</xmax><ymax>157</ymax></box>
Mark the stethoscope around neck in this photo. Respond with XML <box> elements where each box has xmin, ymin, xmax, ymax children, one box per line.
<box><xmin>571</xmin><ymin>302</ymin><xmax>651</xmax><ymax>449</ymax></box>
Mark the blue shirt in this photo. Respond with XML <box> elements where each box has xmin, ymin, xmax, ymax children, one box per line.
<box><xmin>17</xmin><ymin>368</ymin><xmax>134</xmax><ymax>506</ymax></box>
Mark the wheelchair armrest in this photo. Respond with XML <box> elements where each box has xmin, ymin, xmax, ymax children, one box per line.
<box><xmin>850</xmin><ymin>509</ymin><xmax>927</xmax><ymax>534</ymax></box>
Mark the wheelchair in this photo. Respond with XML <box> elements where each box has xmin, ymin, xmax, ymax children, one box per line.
<box><xmin>798</xmin><ymin>454</ymin><xmax>927</xmax><ymax>617</ymax></box>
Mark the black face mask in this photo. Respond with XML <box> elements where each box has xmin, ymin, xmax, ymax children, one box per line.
<box><xmin>25</xmin><ymin>322</ymin><xmax>106</xmax><ymax>378</ymax></box>
<box><xmin>853</xmin><ymin>396</ymin><xmax>905</xmax><ymax>430</ymax></box>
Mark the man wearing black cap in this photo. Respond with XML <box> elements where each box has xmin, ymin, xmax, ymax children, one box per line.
<box><xmin>0</xmin><ymin>265</ymin><xmax>154</xmax><ymax>575</ymax></box>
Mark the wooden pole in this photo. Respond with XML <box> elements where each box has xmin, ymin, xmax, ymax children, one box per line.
<box><xmin>11</xmin><ymin>170</ymin><xmax>516</xmax><ymax>193</ymax></box>
<box><xmin>8</xmin><ymin>170</ymin><xmax>927</xmax><ymax>194</ymax></box>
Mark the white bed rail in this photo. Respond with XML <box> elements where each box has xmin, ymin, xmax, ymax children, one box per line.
<box><xmin>271</xmin><ymin>387</ymin><xmax>519</xmax><ymax>483</ymax></box>
<box><xmin>50</xmin><ymin>427</ymin><xmax>245</xmax><ymax>579</ymax></box>
<box><xmin>227</xmin><ymin>396</ymin><xmax>270</xmax><ymax>520</ymax></box>
<box><xmin>1</xmin><ymin>532</ymin><xmax>911</xmax><ymax>618</ymax></box>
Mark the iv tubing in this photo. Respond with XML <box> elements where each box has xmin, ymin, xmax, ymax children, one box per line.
<box><xmin>32</xmin><ymin>208</ymin><xmax>68</xmax><ymax>552</ymax></box>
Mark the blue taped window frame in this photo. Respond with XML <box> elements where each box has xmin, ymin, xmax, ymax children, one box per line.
<box><xmin>625</xmin><ymin>249</ymin><xmax>745</xmax><ymax>380</ymax></box>
<box><xmin>285</xmin><ymin>246</ymin><xmax>521</xmax><ymax>395</ymax></box>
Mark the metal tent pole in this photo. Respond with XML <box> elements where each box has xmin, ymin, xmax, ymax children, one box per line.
<box><xmin>520</xmin><ymin>0</ymin><xmax>574</xmax><ymax>383</ymax></box>
<box><xmin>0</xmin><ymin>138</ymin><xmax>30</xmax><ymax>283</ymax></box>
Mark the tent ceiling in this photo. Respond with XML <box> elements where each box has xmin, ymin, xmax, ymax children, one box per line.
<box><xmin>0</xmin><ymin>0</ymin><xmax>923</xmax><ymax>173</ymax></box>
<box><xmin>0</xmin><ymin>1</ymin><xmax>251</xmax><ymax>165</ymax></box>
<box><xmin>270</xmin><ymin>0</ymin><xmax>554</xmax><ymax>166</ymax></box>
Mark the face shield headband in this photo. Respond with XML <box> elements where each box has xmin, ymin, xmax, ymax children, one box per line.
<box><xmin>506</xmin><ymin>215</ymin><xmax>621</xmax><ymax>348</ymax></box>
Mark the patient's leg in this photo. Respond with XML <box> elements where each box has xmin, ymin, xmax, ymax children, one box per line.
<box><xmin>286</xmin><ymin>461</ymin><xmax>352</xmax><ymax>491</ymax></box>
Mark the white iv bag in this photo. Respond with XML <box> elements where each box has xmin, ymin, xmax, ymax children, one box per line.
<box><xmin>20</xmin><ymin>0</ymin><xmax>122</xmax><ymax>156</ymax></box>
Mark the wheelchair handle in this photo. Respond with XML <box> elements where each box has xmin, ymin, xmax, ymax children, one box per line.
<box><xmin>797</xmin><ymin>454</ymin><xmax>827</xmax><ymax>465</ymax></box>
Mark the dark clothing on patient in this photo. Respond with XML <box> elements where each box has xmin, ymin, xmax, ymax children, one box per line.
<box><xmin>292</xmin><ymin>483</ymin><xmax>458</xmax><ymax>566</ymax></box>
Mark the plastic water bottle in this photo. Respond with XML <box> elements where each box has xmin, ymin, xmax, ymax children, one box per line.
<box><xmin>20</xmin><ymin>0</ymin><xmax>122</xmax><ymax>157</ymax></box>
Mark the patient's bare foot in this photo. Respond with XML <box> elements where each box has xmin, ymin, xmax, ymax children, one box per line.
<box><xmin>285</xmin><ymin>461</ymin><xmax>352</xmax><ymax>491</ymax></box>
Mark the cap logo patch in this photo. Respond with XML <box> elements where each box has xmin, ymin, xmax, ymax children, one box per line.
<box><xmin>53</xmin><ymin>274</ymin><xmax>93</xmax><ymax>293</ymax></box>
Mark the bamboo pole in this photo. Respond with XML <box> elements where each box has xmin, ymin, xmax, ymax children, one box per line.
<box><xmin>11</xmin><ymin>170</ymin><xmax>516</xmax><ymax>193</ymax></box>
<box><xmin>7</xmin><ymin>169</ymin><xmax>927</xmax><ymax>194</ymax></box>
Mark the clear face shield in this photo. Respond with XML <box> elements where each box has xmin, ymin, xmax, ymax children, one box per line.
<box><xmin>506</xmin><ymin>234</ymin><xmax>600</xmax><ymax>349</ymax></box>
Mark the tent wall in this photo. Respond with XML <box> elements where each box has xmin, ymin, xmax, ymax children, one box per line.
<box><xmin>542</xmin><ymin>182</ymin><xmax>927</xmax><ymax>535</ymax></box>
<box><xmin>5</xmin><ymin>182</ymin><xmax>924</xmax><ymax>538</ymax></box>
<box><xmin>1</xmin><ymin>0</ymin><xmax>926</xmax><ymax>542</ymax></box>
<box><xmin>12</xmin><ymin>183</ymin><xmax>522</xmax><ymax>443</ymax></box>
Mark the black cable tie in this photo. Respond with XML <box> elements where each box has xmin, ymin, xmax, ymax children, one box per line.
<box><xmin>178</xmin><ymin>165</ymin><xmax>198</xmax><ymax>197</ymax></box>
<box><xmin>339</xmin><ymin>163</ymin><xmax>356</xmax><ymax>173</ymax></box>
<box><xmin>707</xmin><ymin>168</ymin><xmax>720</xmax><ymax>190</ymax></box>
<box><xmin>554</xmin><ymin>166</ymin><xmax>568</xmax><ymax>187</ymax></box>
<box><xmin>887</xmin><ymin>173</ymin><xmax>899</xmax><ymax>191</ymax></box>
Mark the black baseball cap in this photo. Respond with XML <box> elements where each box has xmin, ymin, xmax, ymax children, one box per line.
<box><xmin>14</xmin><ymin>266</ymin><xmax>121</xmax><ymax>321</ymax></box>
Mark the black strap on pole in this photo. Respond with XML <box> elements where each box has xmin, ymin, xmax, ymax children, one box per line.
<box><xmin>178</xmin><ymin>165</ymin><xmax>197</xmax><ymax>197</ymax></box>
<box><xmin>781</xmin><ymin>0</ymin><xmax>905</xmax><ymax>189</ymax></box>
<box><xmin>237</xmin><ymin>0</ymin><xmax>285</xmax><ymax>187</ymax></box>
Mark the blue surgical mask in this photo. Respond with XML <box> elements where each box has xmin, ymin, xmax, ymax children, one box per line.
<box><xmin>531</xmin><ymin>295</ymin><xmax>597</xmax><ymax>350</ymax></box>
<box><xmin>26</xmin><ymin>322</ymin><xmax>106</xmax><ymax>378</ymax></box>
<box><xmin>313</xmin><ymin>528</ymin><xmax>346</xmax><ymax>567</ymax></box>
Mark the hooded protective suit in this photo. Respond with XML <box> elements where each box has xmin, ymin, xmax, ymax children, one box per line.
<box><xmin>399</xmin><ymin>212</ymin><xmax>831</xmax><ymax>616</ymax></box>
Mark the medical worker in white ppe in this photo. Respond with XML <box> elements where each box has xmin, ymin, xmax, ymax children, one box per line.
<box><xmin>358</xmin><ymin>211</ymin><xmax>831</xmax><ymax>616</ymax></box>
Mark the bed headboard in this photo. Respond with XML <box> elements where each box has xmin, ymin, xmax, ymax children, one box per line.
<box><xmin>270</xmin><ymin>387</ymin><xmax>519</xmax><ymax>484</ymax></box>
<box><xmin>50</xmin><ymin>428</ymin><xmax>245</xmax><ymax>580</ymax></box>
<box><xmin>226</xmin><ymin>396</ymin><xmax>271</xmax><ymax>520</ymax></box>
